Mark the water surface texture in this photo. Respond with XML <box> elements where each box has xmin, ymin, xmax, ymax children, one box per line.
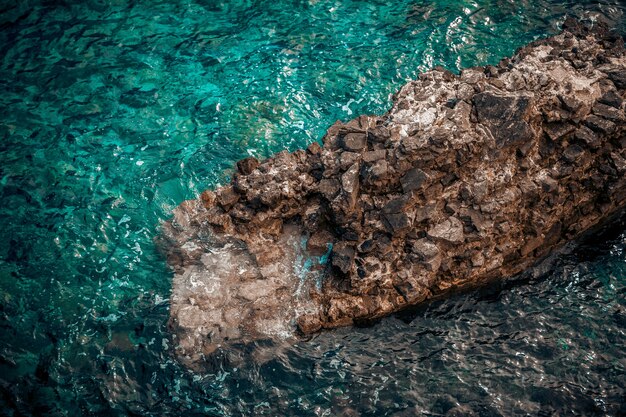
<box><xmin>1</xmin><ymin>0</ymin><xmax>625</xmax><ymax>415</ymax></box>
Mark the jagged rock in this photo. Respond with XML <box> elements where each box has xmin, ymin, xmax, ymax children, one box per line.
<box><xmin>585</xmin><ymin>114</ymin><xmax>616</xmax><ymax>134</ymax></box>
<box><xmin>382</xmin><ymin>212</ymin><xmax>411</xmax><ymax>236</ymax></box>
<box><xmin>307</xmin><ymin>230</ymin><xmax>334</xmax><ymax>256</ymax></box>
<box><xmin>237</xmin><ymin>157</ymin><xmax>260</xmax><ymax>175</ymax></box>
<box><xmin>161</xmin><ymin>20</ymin><xmax>626</xmax><ymax>363</ymax></box>
<box><xmin>599</xmin><ymin>90</ymin><xmax>623</xmax><ymax>108</ymax></box>
<box><xmin>331</xmin><ymin>242</ymin><xmax>356</xmax><ymax>274</ymax></box>
<box><xmin>574</xmin><ymin>125</ymin><xmax>601</xmax><ymax>149</ymax></box>
<box><xmin>473</xmin><ymin>92</ymin><xmax>533</xmax><ymax>148</ymax></box>
<box><xmin>427</xmin><ymin>217</ymin><xmax>465</xmax><ymax>244</ymax></box>
<box><xmin>401</xmin><ymin>168</ymin><xmax>429</xmax><ymax>193</ymax></box>
<box><xmin>216</xmin><ymin>186</ymin><xmax>239</xmax><ymax>209</ymax></box>
<box><xmin>341</xmin><ymin>132</ymin><xmax>367</xmax><ymax>152</ymax></box>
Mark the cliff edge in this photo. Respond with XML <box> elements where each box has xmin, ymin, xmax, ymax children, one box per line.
<box><xmin>160</xmin><ymin>19</ymin><xmax>626</xmax><ymax>362</ymax></box>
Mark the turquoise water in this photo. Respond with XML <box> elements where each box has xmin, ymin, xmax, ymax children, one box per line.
<box><xmin>0</xmin><ymin>1</ymin><xmax>625</xmax><ymax>415</ymax></box>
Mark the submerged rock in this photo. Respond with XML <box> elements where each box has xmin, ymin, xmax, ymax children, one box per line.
<box><xmin>160</xmin><ymin>19</ymin><xmax>626</xmax><ymax>362</ymax></box>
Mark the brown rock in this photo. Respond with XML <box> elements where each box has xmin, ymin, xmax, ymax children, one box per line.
<box><xmin>307</xmin><ymin>230</ymin><xmax>335</xmax><ymax>256</ymax></box>
<box><xmin>331</xmin><ymin>242</ymin><xmax>356</xmax><ymax>274</ymax></box>
<box><xmin>427</xmin><ymin>217</ymin><xmax>465</xmax><ymax>244</ymax></box>
<box><xmin>341</xmin><ymin>133</ymin><xmax>367</xmax><ymax>152</ymax></box>
<box><xmin>400</xmin><ymin>168</ymin><xmax>429</xmax><ymax>193</ymax></box>
<box><xmin>216</xmin><ymin>186</ymin><xmax>239</xmax><ymax>210</ymax></box>
<box><xmin>237</xmin><ymin>157</ymin><xmax>260</xmax><ymax>175</ymax></box>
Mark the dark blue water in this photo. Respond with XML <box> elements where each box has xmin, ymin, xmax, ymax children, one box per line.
<box><xmin>0</xmin><ymin>1</ymin><xmax>625</xmax><ymax>415</ymax></box>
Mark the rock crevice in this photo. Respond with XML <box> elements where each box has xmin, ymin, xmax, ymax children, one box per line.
<box><xmin>161</xmin><ymin>19</ymin><xmax>626</xmax><ymax>360</ymax></box>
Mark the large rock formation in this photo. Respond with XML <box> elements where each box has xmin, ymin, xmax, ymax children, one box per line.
<box><xmin>160</xmin><ymin>19</ymin><xmax>626</xmax><ymax>362</ymax></box>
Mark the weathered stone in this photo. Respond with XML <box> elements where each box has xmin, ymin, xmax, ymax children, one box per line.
<box><xmin>340</xmin><ymin>163</ymin><xmax>360</xmax><ymax>211</ymax></box>
<box><xmin>297</xmin><ymin>313</ymin><xmax>322</xmax><ymax>334</ymax></box>
<box><xmin>307</xmin><ymin>141</ymin><xmax>322</xmax><ymax>155</ymax></box>
<box><xmin>340</xmin><ymin>152</ymin><xmax>360</xmax><ymax>169</ymax></box>
<box><xmin>357</xmin><ymin>239</ymin><xmax>374</xmax><ymax>253</ymax></box>
<box><xmin>401</xmin><ymin>168</ymin><xmax>429</xmax><ymax>193</ymax></box>
<box><xmin>410</xmin><ymin>238</ymin><xmax>441</xmax><ymax>272</ymax></box>
<box><xmin>574</xmin><ymin>125</ymin><xmax>601</xmax><ymax>149</ymax></box>
<box><xmin>341</xmin><ymin>133</ymin><xmax>367</xmax><ymax>152</ymax></box>
<box><xmin>382</xmin><ymin>212</ymin><xmax>411</xmax><ymax>235</ymax></box>
<box><xmin>473</xmin><ymin>92</ymin><xmax>533</xmax><ymax>148</ymax></box>
<box><xmin>584</xmin><ymin>114</ymin><xmax>616</xmax><ymax>134</ymax></box>
<box><xmin>544</xmin><ymin>122</ymin><xmax>575</xmax><ymax>141</ymax></box>
<box><xmin>562</xmin><ymin>144</ymin><xmax>585</xmax><ymax>163</ymax></box>
<box><xmin>593</xmin><ymin>102</ymin><xmax>625</xmax><ymax>122</ymax></box>
<box><xmin>307</xmin><ymin>230</ymin><xmax>334</xmax><ymax>256</ymax></box>
<box><xmin>611</xmin><ymin>152</ymin><xmax>626</xmax><ymax>173</ymax></box>
<box><xmin>200</xmin><ymin>190</ymin><xmax>216</xmax><ymax>208</ymax></box>
<box><xmin>560</xmin><ymin>94</ymin><xmax>582</xmax><ymax>112</ymax></box>
<box><xmin>605</xmin><ymin>67</ymin><xmax>626</xmax><ymax>89</ymax></box>
<box><xmin>427</xmin><ymin>217</ymin><xmax>465</xmax><ymax>244</ymax></box>
<box><xmin>331</xmin><ymin>242</ymin><xmax>356</xmax><ymax>274</ymax></box>
<box><xmin>410</xmin><ymin>238</ymin><xmax>440</xmax><ymax>260</ymax></box>
<box><xmin>237</xmin><ymin>157</ymin><xmax>260</xmax><ymax>175</ymax></box>
<box><xmin>382</xmin><ymin>197</ymin><xmax>410</xmax><ymax>214</ymax></box>
<box><xmin>318</xmin><ymin>178</ymin><xmax>340</xmax><ymax>199</ymax></box>
<box><xmin>216</xmin><ymin>186</ymin><xmax>239</xmax><ymax>209</ymax></box>
<box><xmin>365</xmin><ymin>159</ymin><xmax>389</xmax><ymax>181</ymax></box>
<box><xmin>598</xmin><ymin>90</ymin><xmax>623</xmax><ymax>109</ymax></box>
<box><xmin>363</xmin><ymin>149</ymin><xmax>386</xmax><ymax>163</ymax></box>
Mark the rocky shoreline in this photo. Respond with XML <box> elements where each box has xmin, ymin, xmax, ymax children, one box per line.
<box><xmin>160</xmin><ymin>18</ymin><xmax>626</xmax><ymax>362</ymax></box>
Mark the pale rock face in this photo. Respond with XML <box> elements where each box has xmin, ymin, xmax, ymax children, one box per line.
<box><xmin>427</xmin><ymin>217</ymin><xmax>464</xmax><ymax>244</ymax></box>
<box><xmin>160</xmin><ymin>19</ymin><xmax>626</xmax><ymax>365</ymax></box>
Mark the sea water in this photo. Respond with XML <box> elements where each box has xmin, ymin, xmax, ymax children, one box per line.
<box><xmin>0</xmin><ymin>1</ymin><xmax>624</xmax><ymax>415</ymax></box>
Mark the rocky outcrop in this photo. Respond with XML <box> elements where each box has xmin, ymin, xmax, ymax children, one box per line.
<box><xmin>160</xmin><ymin>19</ymin><xmax>626</xmax><ymax>362</ymax></box>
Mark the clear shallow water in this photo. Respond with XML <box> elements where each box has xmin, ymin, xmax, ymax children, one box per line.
<box><xmin>0</xmin><ymin>0</ymin><xmax>625</xmax><ymax>415</ymax></box>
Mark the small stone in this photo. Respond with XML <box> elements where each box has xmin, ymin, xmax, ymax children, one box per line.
<box><xmin>414</xmin><ymin>204</ymin><xmax>437</xmax><ymax>222</ymax></box>
<box><xmin>473</xmin><ymin>92</ymin><xmax>533</xmax><ymax>148</ymax></box>
<box><xmin>318</xmin><ymin>178</ymin><xmax>340</xmax><ymax>199</ymax></box>
<box><xmin>236</xmin><ymin>157</ymin><xmax>260</xmax><ymax>175</ymax></box>
<box><xmin>357</xmin><ymin>239</ymin><xmax>374</xmax><ymax>253</ymax></box>
<box><xmin>382</xmin><ymin>212</ymin><xmax>411</xmax><ymax>235</ymax></box>
<box><xmin>331</xmin><ymin>242</ymin><xmax>356</xmax><ymax>274</ymax></box>
<box><xmin>382</xmin><ymin>197</ymin><xmax>409</xmax><ymax>214</ymax></box>
<box><xmin>410</xmin><ymin>238</ymin><xmax>440</xmax><ymax>260</ymax></box>
<box><xmin>368</xmin><ymin>160</ymin><xmax>389</xmax><ymax>179</ymax></box>
<box><xmin>606</xmin><ymin>68</ymin><xmax>626</xmax><ymax>89</ymax></box>
<box><xmin>339</xmin><ymin>151</ymin><xmax>359</xmax><ymax>168</ymax></box>
<box><xmin>559</xmin><ymin>94</ymin><xmax>582</xmax><ymax>112</ymax></box>
<box><xmin>543</xmin><ymin>122</ymin><xmax>575</xmax><ymax>141</ymax></box>
<box><xmin>611</xmin><ymin>152</ymin><xmax>626</xmax><ymax>173</ymax></box>
<box><xmin>538</xmin><ymin>175</ymin><xmax>558</xmax><ymax>193</ymax></box>
<box><xmin>362</xmin><ymin>149</ymin><xmax>386</xmax><ymax>163</ymax></box>
<box><xmin>427</xmin><ymin>217</ymin><xmax>464</xmax><ymax>244</ymax></box>
<box><xmin>341</xmin><ymin>133</ymin><xmax>367</xmax><ymax>152</ymax></box>
<box><xmin>200</xmin><ymin>190</ymin><xmax>216</xmax><ymax>208</ymax></box>
<box><xmin>297</xmin><ymin>313</ymin><xmax>322</xmax><ymax>334</ymax></box>
<box><xmin>339</xmin><ymin>163</ymin><xmax>360</xmax><ymax>211</ymax></box>
<box><xmin>584</xmin><ymin>114</ymin><xmax>616</xmax><ymax>134</ymax></box>
<box><xmin>410</xmin><ymin>238</ymin><xmax>441</xmax><ymax>272</ymax></box>
<box><xmin>216</xmin><ymin>186</ymin><xmax>239</xmax><ymax>209</ymax></box>
<box><xmin>592</xmin><ymin>102</ymin><xmax>625</xmax><ymax>122</ymax></box>
<box><xmin>562</xmin><ymin>144</ymin><xmax>584</xmax><ymax>163</ymax></box>
<box><xmin>307</xmin><ymin>230</ymin><xmax>334</xmax><ymax>256</ymax></box>
<box><xmin>307</xmin><ymin>141</ymin><xmax>322</xmax><ymax>155</ymax></box>
<box><xmin>598</xmin><ymin>90</ymin><xmax>623</xmax><ymax>109</ymax></box>
<box><xmin>401</xmin><ymin>168</ymin><xmax>429</xmax><ymax>193</ymax></box>
<box><xmin>574</xmin><ymin>125</ymin><xmax>601</xmax><ymax>149</ymax></box>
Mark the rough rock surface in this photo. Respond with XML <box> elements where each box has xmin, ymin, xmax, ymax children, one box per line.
<box><xmin>160</xmin><ymin>19</ymin><xmax>626</xmax><ymax>362</ymax></box>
